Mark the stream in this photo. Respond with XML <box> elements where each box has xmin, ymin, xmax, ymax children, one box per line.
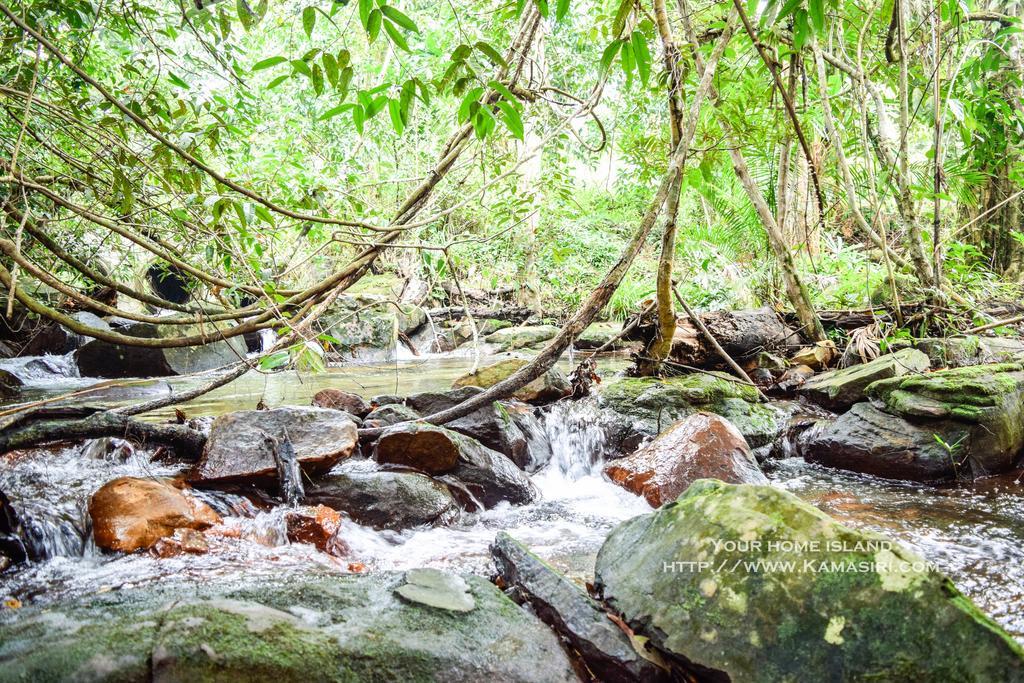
<box><xmin>2</xmin><ymin>352</ymin><xmax>1023</xmax><ymax>642</ymax></box>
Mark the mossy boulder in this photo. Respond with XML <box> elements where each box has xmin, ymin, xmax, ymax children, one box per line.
<box><xmin>484</xmin><ymin>325</ymin><xmax>559</xmax><ymax>351</ymax></box>
<box><xmin>0</xmin><ymin>572</ymin><xmax>577</xmax><ymax>682</ymax></box>
<box><xmin>597</xmin><ymin>373</ymin><xmax>784</xmax><ymax>448</ymax></box>
<box><xmin>452</xmin><ymin>358</ymin><xmax>570</xmax><ymax>405</ymax></box>
<box><xmin>320</xmin><ymin>295</ymin><xmax>425</xmax><ymax>360</ymax></box>
<box><xmin>799</xmin><ymin>347</ymin><xmax>930</xmax><ymax>410</ymax></box>
<box><xmin>574</xmin><ymin>322</ymin><xmax>626</xmax><ymax>350</ymax></box>
<box><xmin>867</xmin><ymin>362</ymin><xmax>1024</xmax><ymax>476</ymax></box>
<box><xmin>594</xmin><ymin>480</ymin><xmax>1024</xmax><ymax>682</ymax></box>
<box><xmin>906</xmin><ymin>335</ymin><xmax>1024</xmax><ymax>368</ymax></box>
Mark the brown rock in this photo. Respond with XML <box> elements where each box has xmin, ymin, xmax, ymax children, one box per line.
<box><xmin>151</xmin><ymin>528</ymin><xmax>210</xmax><ymax>558</ymax></box>
<box><xmin>89</xmin><ymin>477</ymin><xmax>221</xmax><ymax>553</ymax></box>
<box><xmin>604</xmin><ymin>413</ymin><xmax>766</xmax><ymax>506</ymax></box>
<box><xmin>312</xmin><ymin>389</ymin><xmax>371</xmax><ymax>418</ymax></box>
<box><xmin>194</xmin><ymin>407</ymin><xmax>358</xmax><ymax>485</ymax></box>
<box><xmin>374</xmin><ymin>423</ymin><xmax>460</xmax><ymax>474</ymax></box>
<box><xmin>285</xmin><ymin>505</ymin><xmax>347</xmax><ymax>557</ymax></box>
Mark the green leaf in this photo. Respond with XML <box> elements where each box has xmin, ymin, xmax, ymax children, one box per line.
<box><xmin>620</xmin><ymin>40</ymin><xmax>635</xmax><ymax>78</ymax></box>
<box><xmin>323</xmin><ymin>53</ymin><xmax>339</xmax><ymax>87</ymax></box>
<box><xmin>808</xmin><ymin>0</ymin><xmax>825</xmax><ymax>34</ymax></box>
<box><xmin>336</xmin><ymin>48</ymin><xmax>351</xmax><ymax>69</ymax></box>
<box><xmin>599</xmin><ymin>40</ymin><xmax>622</xmax><ymax>73</ymax></box>
<box><xmin>302</xmin><ymin>6</ymin><xmax>316</xmax><ymax>37</ymax></box>
<box><xmin>488</xmin><ymin>79</ymin><xmax>520</xmax><ymax>109</ymax></box>
<box><xmin>320</xmin><ymin>103</ymin><xmax>354</xmax><ymax>120</ymax></box>
<box><xmin>775</xmin><ymin>0</ymin><xmax>802</xmax><ymax>22</ymax></box>
<box><xmin>475</xmin><ymin>41</ymin><xmax>508</xmax><ymax>69</ymax></box>
<box><xmin>253</xmin><ymin>55</ymin><xmax>287</xmax><ymax>71</ymax></box>
<box><xmin>358</xmin><ymin>0</ymin><xmax>373</xmax><ymax>28</ymax></box>
<box><xmin>611</xmin><ymin>0</ymin><xmax>632</xmax><ymax>36</ymax></box>
<box><xmin>367</xmin><ymin>8</ymin><xmax>382</xmax><ymax>42</ymax></box>
<box><xmin>352</xmin><ymin>104</ymin><xmax>366</xmax><ymax>134</ymax></box>
<box><xmin>458</xmin><ymin>86</ymin><xmax>484</xmax><ymax>123</ymax></box>
<box><xmin>631</xmin><ymin>30</ymin><xmax>650</xmax><ymax>84</ymax></box>
<box><xmin>168</xmin><ymin>72</ymin><xmax>189</xmax><ymax>88</ymax></box>
<box><xmin>383</xmin><ymin>19</ymin><xmax>410</xmax><ymax>51</ymax></box>
<box><xmin>254</xmin><ymin>204</ymin><xmax>275</xmax><ymax>225</ymax></box>
<box><xmin>388</xmin><ymin>98</ymin><xmax>405</xmax><ymax>134</ymax></box>
<box><xmin>496</xmin><ymin>100</ymin><xmax>524</xmax><ymax>139</ymax></box>
<box><xmin>534</xmin><ymin>0</ymin><xmax>549</xmax><ymax>17</ymax></box>
<box><xmin>555</xmin><ymin>0</ymin><xmax>570</xmax><ymax>21</ymax></box>
<box><xmin>267</xmin><ymin>74</ymin><xmax>289</xmax><ymax>89</ymax></box>
<box><xmin>311</xmin><ymin>63</ymin><xmax>324</xmax><ymax>95</ymax></box>
<box><xmin>793</xmin><ymin>9</ymin><xmax>809</xmax><ymax>50</ymax></box>
<box><xmin>291</xmin><ymin>59</ymin><xmax>313</xmax><ymax>77</ymax></box>
<box><xmin>381</xmin><ymin>5</ymin><xmax>418</xmax><ymax>32</ymax></box>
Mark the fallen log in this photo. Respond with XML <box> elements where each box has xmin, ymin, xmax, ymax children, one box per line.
<box><xmin>425</xmin><ymin>305</ymin><xmax>533</xmax><ymax>324</ymax></box>
<box><xmin>0</xmin><ymin>409</ymin><xmax>206</xmax><ymax>459</ymax></box>
<box><xmin>625</xmin><ymin>306</ymin><xmax>802</xmax><ymax>368</ymax></box>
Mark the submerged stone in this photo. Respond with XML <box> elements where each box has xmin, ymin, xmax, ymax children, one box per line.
<box><xmin>485</xmin><ymin>325</ymin><xmax>559</xmax><ymax>351</ymax></box>
<box><xmin>305</xmin><ymin>468</ymin><xmax>460</xmax><ymax>530</ymax></box>
<box><xmin>594</xmin><ymin>480</ymin><xmax>1024</xmax><ymax>682</ymax></box>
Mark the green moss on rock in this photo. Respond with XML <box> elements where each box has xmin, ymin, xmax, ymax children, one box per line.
<box><xmin>598</xmin><ymin>374</ymin><xmax>781</xmax><ymax>448</ymax></box>
<box><xmin>594</xmin><ymin>480</ymin><xmax>1024</xmax><ymax>682</ymax></box>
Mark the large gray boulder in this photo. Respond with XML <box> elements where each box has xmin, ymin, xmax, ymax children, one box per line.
<box><xmin>594</xmin><ymin>479</ymin><xmax>1024</xmax><ymax>682</ymax></box>
<box><xmin>194</xmin><ymin>407</ymin><xmax>358</xmax><ymax>485</ymax></box>
<box><xmin>0</xmin><ymin>572</ymin><xmax>578</xmax><ymax>682</ymax></box>
<box><xmin>305</xmin><ymin>468</ymin><xmax>460</xmax><ymax>530</ymax></box>
<box><xmin>798</xmin><ymin>402</ymin><xmax>968</xmax><ymax>481</ymax></box>
<box><xmin>76</xmin><ymin>319</ymin><xmax>247</xmax><ymax>378</ymax></box>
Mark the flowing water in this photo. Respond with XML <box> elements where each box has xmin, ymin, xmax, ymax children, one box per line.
<box><xmin>1</xmin><ymin>354</ymin><xmax>1023</xmax><ymax>641</ymax></box>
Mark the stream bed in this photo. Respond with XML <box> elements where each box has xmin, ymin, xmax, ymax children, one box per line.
<box><xmin>2</xmin><ymin>353</ymin><xmax>1023</xmax><ymax>642</ymax></box>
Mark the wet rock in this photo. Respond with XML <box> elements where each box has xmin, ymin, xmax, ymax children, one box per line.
<box><xmin>0</xmin><ymin>368</ymin><xmax>22</xmax><ymax>399</ymax></box>
<box><xmin>604</xmin><ymin>413</ymin><xmax>766</xmax><ymax>506</ymax></box>
<box><xmin>21</xmin><ymin>312</ymin><xmax>109</xmax><ymax>356</ymax></box>
<box><xmin>799</xmin><ymin>347</ymin><xmax>930</xmax><ymax>410</ymax></box>
<box><xmin>774</xmin><ymin>363</ymin><xmax>815</xmax><ymax>392</ymax></box>
<box><xmin>395</xmin><ymin>568</ymin><xmax>475</xmax><ymax>612</ymax></box>
<box><xmin>505</xmin><ymin>401</ymin><xmax>552</xmax><ymax>471</ymax></box>
<box><xmin>0</xmin><ymin>489</ymin><xmax>29</xmax><ymax>571</ymax></box>
<box><xmin>311</xmin><ymin>389</ymin><xmax>371</xmax><ymax>418</ymax></box>
<box><xmin>374</xmin><ymin>424</ymin><xmax>536</xmax><ymax>509</ymax></box>
<box><xmin>868</xmin><ymin>362</ymin><xmax>1024</xmax><ymax>477</ymax></box>
<box><xmin>89</xmin><ymin>477</ymin><xmax>221</xmax><ymax>553</ymax></box>
<box><xmin>754</xmin><ymin>351</ymin><xmax>787</xmax><ymax>371</ymax></box>
<box><xmin>151</xmin><ymin>528</ymin><xmax>210</xmax><ymax>558</ymax></box>
<box><xmin>75</xmin><ymin>320</ymin><xmax>248</xmax><ymax>378</ymax></box>
<box><xmin>594</xmin><ymin>479</ymin><xmax>1024</xmax><ymax>682</ymax></box>
<box><xmin>0</xmin><ymin>572</ymin><xmax>578</xmax><ymax>682</ymax></box>
<box><xmin>574</xmin><ymin>321</ymin><xmax>626</xmax><ymax>350</ymax></box>
<box><xmin>194</xmin><ymin>407</ymin><xmax>358</xmax><ymax>485</ymax></box>
<box><xmin>598</xmin><ymin>373</ymin><xmax>785</xmax><ymax>449</ymax></box>
<box><xmin>485</xmin><ymin>324</ymin><xmax>559</xmax><ymax>351</ymax></box>
<box><xmin>452</xmin><ymin>318</ymin><xmax>512</xmax><ymax>344</ymax></box>
<box><xmin>407</xmin><ymin>387</ymin><xmax>531</xmax><ymax>466</ymax></box>
<box><xmin>798</xmin><ymin>402</ymin><xmax>966</xmax><ymax>481</ymax></box>
<box><xmin>363</xmin><ymin>403</ymin><xmax>420</xmax><ymax>428</ymax></box>
<box><xmin>305</xmin><ymin>468</ymin><xmax>460</xmax><ymax>530</ymax></box>
<box><xmin>491</xmin><ymin>532</ymin><xmax>668</xmax><ymax>683</ymax></box>
<box><xmin>453</xmin><ymin>357</ymin><xmax>571</xmax><ymax>405</ymax></box>
<box><xmin>284</xmin><ymin>505</ymin><xmax>347</xmax><ymax>556</ymax></box>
